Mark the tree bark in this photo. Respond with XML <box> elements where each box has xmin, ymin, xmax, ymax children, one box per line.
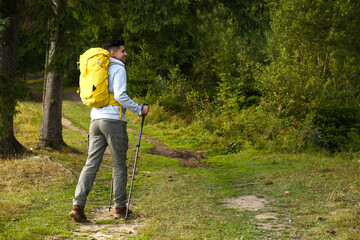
<box><xmin>37</xmin><ymin>0</ymin><xmax>67</xmax><ymax>150</ymax></box>
<box><xmin>0</xmin><ymin>0</ymin><xmax>26</xmax><ymax>158</ymax></box>
<box><xmin>38</xmin><ymin>72</ymin><xmax>66</xmax><ymax>150</ymax></box>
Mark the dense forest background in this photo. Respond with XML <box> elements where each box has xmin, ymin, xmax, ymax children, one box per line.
<box><xmin>1</xmin><ymin>0</ymin><xmax>360</xmax><ymax>156</ymax></box>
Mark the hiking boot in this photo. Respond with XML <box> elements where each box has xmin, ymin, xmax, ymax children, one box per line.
<box><xmin>114</xmin><ymin>207</ymin><xmax>132</xmax><ymax>219</ymax></box>
<box><xmin>69</xmin><ymin>205</ymin><xmax>87</xmax><ymax>222</ymax></box>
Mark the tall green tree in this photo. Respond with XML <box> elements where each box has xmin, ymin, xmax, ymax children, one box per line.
<box><xmin>38</xmin><ymin>0</ymin><xmax>73</xmax><ymax>150</ymax></box>
<box><xmin>0</xmin><ymin>0</ymin><xmax>26</xmax><ymax>158</ymax></box>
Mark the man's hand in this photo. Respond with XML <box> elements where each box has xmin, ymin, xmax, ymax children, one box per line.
<box><xmin>141</xmin><ymin>104</ymin><xmax>149</xmax><ymax>115</ymax></box>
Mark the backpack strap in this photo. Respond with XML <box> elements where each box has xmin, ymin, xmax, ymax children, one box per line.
<box><xmin>108</xmin><ymin>62</ymin><xmax>123</xmax><ymax>120</ymax></box>
<box><xmin>108</xmin><ymin>95</ymin><xmax>122</xmax><ymax>120</ymax></box>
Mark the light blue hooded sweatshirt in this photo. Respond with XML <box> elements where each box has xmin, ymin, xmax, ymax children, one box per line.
<box><xmin>90</xmin><ymin>57</ymin><xmax>142</xmax><ymax>121</ymax></box>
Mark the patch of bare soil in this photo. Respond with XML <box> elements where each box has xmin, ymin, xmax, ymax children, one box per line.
<box><xmin>131</xmin><ymin>132</ymin><xmax>209</xmax><ymax>168</ymax></box>
<box><xmin>73</xmin><ymin>208</ymin><xmax>146</xmax><ymax>239</ymax></box>
<box><xmin>223</xmin><ymin>195</ymin><xmax>267</xmax><ymax>211</ymax></box>
<box><xmin>223</xmin><ymin>195</ymin><xmax>292</xmax><ymax>233</ymax></box>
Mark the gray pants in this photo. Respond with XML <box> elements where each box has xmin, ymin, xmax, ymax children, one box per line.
<box><xmin>73</xmin><ymin>119</ymin><xmax>129</xmax><ymax>208</ymax></box>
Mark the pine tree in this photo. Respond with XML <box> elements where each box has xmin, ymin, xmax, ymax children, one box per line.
<box><xmin>0</xmin><ymin>0</ymin><xmax>26</xmax><ymax>158</ymax></box>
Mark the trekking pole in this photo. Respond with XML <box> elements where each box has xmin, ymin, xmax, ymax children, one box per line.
<box><xmin>108</xmin><ymin>177</ymin><xmax>113</xmax><ymax>212</ymax></box>
<box><xmin>125</xmin><ymin>104</ymin><xmax>148</xmax><ymax>223</ymax></box>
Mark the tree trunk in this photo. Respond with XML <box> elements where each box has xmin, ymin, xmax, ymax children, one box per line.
<box><xmin>37</xmin><ymin>0</ymin><xmax>67</xmax><ymax>150</ymax></box>
<box><xmin>38</xmin><ymin>72</ymin><xmax>66</xmax><ymax>150</ymax></box>
<box><xmin>0</xmin><ymin>0</ymin><xmax>26</xmax><ymax>158</ymax></box>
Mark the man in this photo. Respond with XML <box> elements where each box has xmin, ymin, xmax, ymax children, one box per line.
<box><xmin>70</xmin><ymin>39</ymin><xmax>149</xmax><ymax>222</ymax></box>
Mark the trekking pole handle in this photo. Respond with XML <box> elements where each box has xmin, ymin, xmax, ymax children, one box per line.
<box><xmin>140</xmin><ymin>103</ymin><xmax>149</xmax><ymax>117</ymax></box>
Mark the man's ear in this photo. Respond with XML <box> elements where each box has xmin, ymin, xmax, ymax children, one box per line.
<box><xmin>109</xmin><ymin>49</ymin><xmax>116</xmax><ymax>58</ymax></box>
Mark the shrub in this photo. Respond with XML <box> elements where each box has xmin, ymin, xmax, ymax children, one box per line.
<box><xmin>312</xmin><ymin>101</ymin><xmax>360</xmax><ymax>152</ymax></box>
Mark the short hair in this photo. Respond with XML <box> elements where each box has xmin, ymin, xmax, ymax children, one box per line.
<box><xmin>103</xmin><ymin>39</ymin><xmax>125</xmax><ymax>52</ymax></box>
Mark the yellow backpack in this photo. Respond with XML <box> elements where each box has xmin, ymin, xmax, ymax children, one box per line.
<box><xmin>78</xmin><ymin>48</ymin><xmax>121</xmax><ymax>112</ymax></box>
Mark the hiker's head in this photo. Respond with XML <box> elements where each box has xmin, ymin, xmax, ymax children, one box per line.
<box><xmin>103</xmin><ymin>39</ymin><xmax>127</xmax><ymax>63</ymax></box>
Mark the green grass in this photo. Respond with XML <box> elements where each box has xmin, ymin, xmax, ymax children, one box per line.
<box><xmin>128</xmin><ymin>150</ymin><xmax>360</xmax><ymax>239</ymax></box>
<box><xmin>0</xmin><ymin>155</ymin><xmax>78</xmax><ymax>239</ymax></box>
<box><xmin>0</xmin><ymin>101</ymin><xmax>90</xmax><ymax>239</ymax></box>
<box><xmin>2</xmin><ymin>100</ymin><xmax>360</xmax><ymax>239</ymax></box>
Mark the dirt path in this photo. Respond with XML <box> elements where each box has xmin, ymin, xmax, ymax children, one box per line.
<box><xmin>61</xmin><ymin>117</ymin><xmax>88</xmax><ymax>137</ymax></box>
<box><xmin>72</xmin><ymin>208</ymin><xmax>146</xmax><ymax>240</ymax></box>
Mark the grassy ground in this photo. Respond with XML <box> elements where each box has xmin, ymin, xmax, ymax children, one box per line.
<box><xmin>1</xmin><ymin>99</ymin><xmax>360</xmax><ymax>239</ymax></box>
